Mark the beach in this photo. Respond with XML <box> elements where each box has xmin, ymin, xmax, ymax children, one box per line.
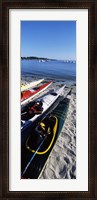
<box><xmin>21</xmin><ymin>76</ymin><xmax>76</xmax><ymax>179</ymax></box>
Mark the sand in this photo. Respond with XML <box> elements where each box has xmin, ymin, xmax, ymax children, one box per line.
<box><xmin>39</xmin><ymin>87</ymin><xmax>76</xmax><ymax>179</ymax></box>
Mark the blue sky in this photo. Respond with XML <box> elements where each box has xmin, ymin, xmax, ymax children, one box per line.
<box><xmin>21</xmin><ymin>21</ymin><xmax>76</xmax><ymax>60</ymax></box>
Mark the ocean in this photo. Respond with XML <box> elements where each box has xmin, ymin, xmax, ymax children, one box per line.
<box><xmin>21</xmin><ymin>60</ymin><xmax>76</xmax><ymax>83</ymax></box>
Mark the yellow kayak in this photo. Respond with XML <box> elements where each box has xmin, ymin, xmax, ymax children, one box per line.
<box><xmin>21</xmin><ymin>79</ymin><xmax>44</xmax><ymax>92</ymax></box>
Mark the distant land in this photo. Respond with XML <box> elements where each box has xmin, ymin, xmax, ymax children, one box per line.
<box><xmin>21</xmin><ymin>56</ymin><xmax>76</xmax><ymax>63</ymax></box>
<box><xmin>21</xmin><ymin>56</ymin><xmax>56</xmax><ymax>61</ymax></box>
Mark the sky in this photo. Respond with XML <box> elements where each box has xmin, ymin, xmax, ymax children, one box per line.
<box><xmin>21</xmin><ymin>21</ymin><xmax>76</xmax><ymax>60</ymax></box>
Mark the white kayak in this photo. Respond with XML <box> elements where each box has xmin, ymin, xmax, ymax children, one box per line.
<box><xmin>21</xmin><ymin>79</ymin><xmax>44</xmax><ymax>92</ymax></box>
<box><xmin>21</xmin><ymin>85</ymin><xmax>65</xmax><ymax>131</ymax></box>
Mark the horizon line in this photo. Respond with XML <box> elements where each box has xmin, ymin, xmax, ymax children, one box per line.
<box><xmin>21</xmin><ymin>55</ymin><xmax>76</xmax><ymax>61</ymax></box>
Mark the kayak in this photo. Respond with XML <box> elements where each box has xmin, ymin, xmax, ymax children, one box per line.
<box><xmin>21</xmin><ymin>85</ymin><xmax>65</xmax><ymax>131</ymax></box>
<box><xmin>21</xmin><ymin>97</ymin><xmax>70</xmax><ymax>179</ymax></box>
<box><xmin>21</xmin><ymin>81</ymin><xmax>52</xmax><ymax>105</ymax></box>
<box><xmin>21</xmin><ymin>79</ymin><xmax>44</xmax><ymax>92</ymax></box>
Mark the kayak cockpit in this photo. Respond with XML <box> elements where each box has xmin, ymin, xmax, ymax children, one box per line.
<box><xmin>50</xmin><ymin>92</ymin><xmax>57</xmax><ymax>96</ymax></box>
<box><xmin>21</xmin><ymin>100</ymin><xmax>43</xmax><ymax>120</ymax></box>
<box><xmin>26</xmin><ymin>115</ymin><xmax>58</xmax><ymax>155</ymax></box>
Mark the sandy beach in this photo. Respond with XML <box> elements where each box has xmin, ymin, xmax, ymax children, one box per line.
<box><xmin>21</xmin><ymin>77</ymin><xmax>76</xmax><ymax>179</ymax></box>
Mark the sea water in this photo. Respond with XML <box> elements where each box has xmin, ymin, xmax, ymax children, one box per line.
<box><xmin>21</xmin><ymin>60</ymin><xmax>76</xmax><ymax>83</ymax></box>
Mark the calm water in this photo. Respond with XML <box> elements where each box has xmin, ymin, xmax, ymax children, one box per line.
<box><xmin>21</xmin><ymin>60</ymin><xmax>76</xmax><ymax>82</ymax></box>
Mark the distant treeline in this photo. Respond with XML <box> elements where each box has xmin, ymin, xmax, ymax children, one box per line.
<box><xmin>21</xmin><ymin>56</ymin><xmax>56</xmax><ymax>61</ymax></box>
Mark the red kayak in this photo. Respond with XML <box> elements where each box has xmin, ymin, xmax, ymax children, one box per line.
<box><xmin>21</xmin><ymin>81</ymin><xmax>52</xmax><ymax>105</ymax></box>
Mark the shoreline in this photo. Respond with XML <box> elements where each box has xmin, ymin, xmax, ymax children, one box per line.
<box><xmin>21</xmin><ymin>73</ymin><xmax>76</xmax><ymax>86</ymax></box>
